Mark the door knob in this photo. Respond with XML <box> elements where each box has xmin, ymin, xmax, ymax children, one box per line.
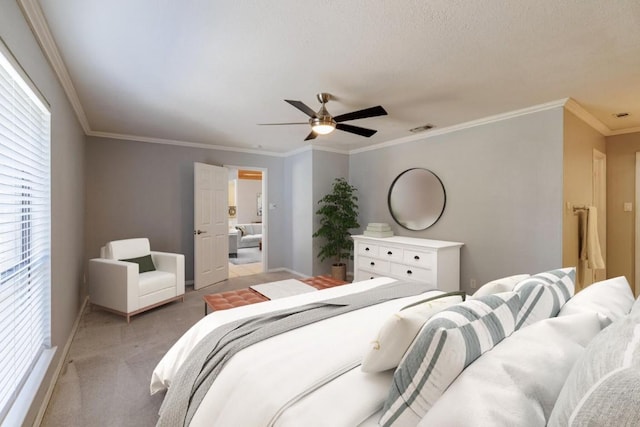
<box><xmin>194</xmin><ymin>229</ymin><xmax>207</xmax><ymax>235</ymax></box>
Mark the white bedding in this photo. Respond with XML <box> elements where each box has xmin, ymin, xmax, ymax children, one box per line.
<box><xmin>151</xmin><ymin>277</ymin><xmax>442</xmax><ymax>426</ymax></box>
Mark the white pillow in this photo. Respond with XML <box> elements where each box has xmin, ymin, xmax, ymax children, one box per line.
<box><xmin>472</xmin><ymin>274</ymin><xmax>530</xmax><ymax>298</ymax></box>
<box><xmin>380</xmin><ymin>292</ymin><xmax>521</xmax><ymax>426</ymax></box>
<box><xmin>419</xmin><ymin>312</ymin><xmax>604</xmax><ymax>427</ymax></box>
<box><xmin>559</xmin><ymin>276</ymin><xmax>634</xmax><ymax>322</ymax></box>
<box><xmin>361</xmin><ymin>295</ymin><xmax>463</xmax><ymax>373</ymax></box>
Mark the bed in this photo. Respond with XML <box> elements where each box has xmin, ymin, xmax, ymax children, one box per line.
<box><xmin>151</xmin><ymin>270</ymin><xmax>640</xmax><ymax>426</ymax></box>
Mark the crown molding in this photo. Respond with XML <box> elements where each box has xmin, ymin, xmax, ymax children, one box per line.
<box><xmin>609</xmin><ymin>126</ymin><xmax>640</xmax><ymax>136</ymax></box>
<box><xmin>18</xmin><ymin>0</ymin><xmax>91</xmax><ymax>133</ymax></box>
<box><xmin>563</xmin><ymin>98</ymin><xmax>611</xmax><ymax>136</ymax></box>
<box><xmin>86</xmin><ymin>130</ymin><xmax>289</xmax><ymax>157</ymax></box>
<box><xmin>349</xmin><ymin>99</ymin><xmax>570</xmax><ymax>155</ymax></box>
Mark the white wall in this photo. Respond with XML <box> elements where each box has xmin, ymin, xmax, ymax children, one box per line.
<box><xmin>0</xmin><ymin>2</ymin><xmax>86</xmax><ymax>424</ymax></box>
<box><xmin>350</xmin><ymin>108</ymin><xmax>565</xmax><ymax>293</ymax></box>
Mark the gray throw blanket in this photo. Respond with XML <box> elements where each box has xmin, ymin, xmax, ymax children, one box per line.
<box><xmin>157</xmin><ymin>281</ymin><xmax>434</xmax><ymax>426</ymax></box>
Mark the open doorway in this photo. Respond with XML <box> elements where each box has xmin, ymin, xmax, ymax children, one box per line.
<box><xmin>226</xmin><ymin>166</ymin><xmax>267</xmax><ymax>277</ymax></box>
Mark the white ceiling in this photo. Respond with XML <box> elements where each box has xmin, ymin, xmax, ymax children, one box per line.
<box><xmin>30</xmin><ymin>0</ymin><xmax>640</xmax><ymax>154</ymax></box>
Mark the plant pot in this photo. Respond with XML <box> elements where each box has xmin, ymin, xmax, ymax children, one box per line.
<box><xmin>331</xmin><ymin>263</ymin><xmax>347</xmax><ymax>281</ymax></box>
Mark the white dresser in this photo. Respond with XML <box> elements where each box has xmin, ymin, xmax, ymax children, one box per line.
<box><xmin>352</xmin><ymin>235</ymin><xmax>463</xmax><ymax>292</ymax></box>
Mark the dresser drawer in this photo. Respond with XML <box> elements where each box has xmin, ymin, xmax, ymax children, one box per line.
<box><xmin>358</xmin><ymin>256</ymin><xmax>390</xmax><ymax>273</ymax></box>
<box><xmin>378</xmin><ymin>245</ymin><xmax>403</xmax><ymax>262</ymax></box>
<box><xmin>356</xmin><ymin>269</ymin><xmax>385</xmax><ymax>281</ymax></box>
<box><xmin>403</xmin><ymin>249</ymin><xmax>435</xmax><ymax>268</ymax></box>
<box><xmin>357</xmin><ymin>242</ymin><xmax>379</xmax><ymax>257</ymax></box>
<box><xmin>390</xmin><ymin>263</ymin><xmax>434</xmax><ymax>284</ymax></box>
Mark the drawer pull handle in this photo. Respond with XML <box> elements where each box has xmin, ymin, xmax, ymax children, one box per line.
<box><xmin>414</xmin><ymin>255</ymin><xmax>420</xmax><ymax>260</ymax></box>
<box><xmin>406</xmin><ymin>270</ymin><xmax>413</xmax><ymax>275</ymax></box>
<box><xmin>387</xmin><ymin>251</ymin><xmax>393</xmax><ymax>255</ymax></box>
<box><xmin>370</xmin><ymin>262</ymin><xmax>375</xmax><ymax>266</ymax></box>
<box><xmin>365</xmin><ymin>247</ymin><xmax>370</xmax><ymax>251</ymax></box>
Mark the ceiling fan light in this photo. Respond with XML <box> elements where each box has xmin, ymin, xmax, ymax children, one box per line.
<box><xmin>312</xmin><ymin>124</ymin><xmax>336</xmax><ymax>135</ymax></box>
<box><xmin>310</xmin><ymin>117</ymin><xmax>336</xmax><ymax>135</ymax></box>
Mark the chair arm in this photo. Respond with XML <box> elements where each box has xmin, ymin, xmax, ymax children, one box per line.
<box><xmin>151</xmin><ymin>252</ymin><xmax>185</xmax><ymax>296</ymax></box>
<box><xmin>88</xmin><ymin>259</ymin><xmax>139</xmax><ymax>313</ymax></box>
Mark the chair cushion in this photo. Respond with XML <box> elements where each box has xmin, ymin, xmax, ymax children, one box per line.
<box><xmin>139</xmin><ymin>271</ymin><xmax>176</xmax><ymax>296</ymax></box>
<box><xmin>121</xmin><ymin>254</ymin><xmax>156</xmax><ymax>273</ymax></box>
<box><xmin>106</xmin><ymin>238</ymin><xmax>150</xmax><ymax>260</ymax></box>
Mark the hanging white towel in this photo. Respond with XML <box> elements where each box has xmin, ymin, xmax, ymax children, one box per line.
<box><xmin>579</xmin><ymin>207</ymin><xmax>605</xmax><ymax>269</ymax></box>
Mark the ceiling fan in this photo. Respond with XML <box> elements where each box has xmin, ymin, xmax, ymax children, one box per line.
<box><xmin>260</xmin><ymin>93</ymin><xmax>387</xmax><ymax>141</ymax></box>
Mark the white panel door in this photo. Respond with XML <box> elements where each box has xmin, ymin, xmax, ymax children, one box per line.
<box><xmin>592</xmin><ymin>149</ymin><xmax>606</xmax><ymax>284</ymax></box>
<box><xmin>194</xmin><ymin>162</ymin><xmax>228</xmax><ymax>289</ymax></box>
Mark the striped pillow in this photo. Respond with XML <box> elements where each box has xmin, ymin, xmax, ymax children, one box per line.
<box><xmin>514</xmin><ymin>267</ymin><xmax>575</xmax><ymax>329</ymax></box>
<box><xmin>379</xmin><ymin>292</ymin><xmax>521</xmax><ymax>426</ymax></box>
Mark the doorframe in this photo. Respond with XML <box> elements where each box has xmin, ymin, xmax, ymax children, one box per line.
<box><xmin>225</xmin><ymin>165</ymin><xmax>268</xmax><ymax>271</ymax></box>
<box><xmin>635</xmin><ymin>153</ymin><xmax>640</xmax><ymax>296</ymax></box>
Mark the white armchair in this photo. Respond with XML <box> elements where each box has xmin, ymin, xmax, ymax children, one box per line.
<box><xmin>89</xmin><ymin>238</ymin><xmax>185</xmax><ymax>322</ymax></box>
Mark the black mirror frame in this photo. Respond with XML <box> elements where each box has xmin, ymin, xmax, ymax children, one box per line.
<box><xmin>387</xmin><ymin>168</ymin><xmax>447</xmax><ymax>231</ymax></box>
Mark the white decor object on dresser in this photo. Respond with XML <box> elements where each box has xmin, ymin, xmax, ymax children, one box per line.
<box><xmin>352</xmin><ymin>235</ymin><xmax>463</xmax><ymax>292</ymax></box>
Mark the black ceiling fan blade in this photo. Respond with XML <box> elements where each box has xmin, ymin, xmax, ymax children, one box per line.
<box><xmin>258</xmin><ymin>122</ymin><xmax>308</xmax><ymax>125</ymax></box>
<box><xmin>336</xmin><ymin>123</ymin><xmax>377</xmax><ymax>137</ymax></box>
<box><xmin>285</xmin><ymin>100</ymin><xmax>317</xmax><ymax>118</ymax></box>
<box><xmin>304</xmin><ymin>131</ymin><xmax>318</xmax><ymax>141</ymax></box>
<box><xmin>333</xmin><ymin>105</ymin><xmax>387</xmax><ymax>123</ymax></box>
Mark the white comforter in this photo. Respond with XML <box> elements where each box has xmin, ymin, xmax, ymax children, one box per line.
<box><xmin>151</xmin><ymin>277</ymin><xmax>442</xmax><ymax>426</ymax></box>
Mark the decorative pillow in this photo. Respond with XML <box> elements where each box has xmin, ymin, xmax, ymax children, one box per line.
<box><xmin>361</xmin><ymin>294</ymin><xmax>464</xmax><ymax>373</ymax></box>
<box><xmin>514</xmin><ymin>267</ymin><xmax>575</xmax><ymax>329</ymax></box>
<box><xmin>559</xmin><ymin>276</ymin><xmax>634</xmax><ymax>323</ymax></box>
<box><xmin>121</xmin><ymin>254</ymin><xmax>156</xmax><ymax>273</ymax></box>
<box><xmin>419</xmin><ymin>312</ymin><xmax>604</xmax><ymax>427</ymax></box>
<box><xmin>471</xmin><ymin>274</ymin><xmax>530</xmax><ymax>298</ymax></box>
<box><xmin>380</xmin><ymin>292</ymin><xmax>521</xmax><ymax>426</ymax></box>
<box><xmin>235</xmin><ymin>225</ymin><xmax>246</xmax><ymax>236</ymax></box>
<box><xmin>548</xmin><ymin>311</ymin><xmax>640</xmax><ymax>427</ymax></box>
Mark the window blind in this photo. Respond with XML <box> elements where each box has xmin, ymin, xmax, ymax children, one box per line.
<box><xmin>0</xmin><ymin>47</ymin><xmax>51</xmax><ymax>423</ymax></box>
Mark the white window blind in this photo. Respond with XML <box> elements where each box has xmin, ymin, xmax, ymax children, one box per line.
<box><xmin>0</xmin><ymin>45</ymin><xmax>51</xmax><ymax>423</ymax></box>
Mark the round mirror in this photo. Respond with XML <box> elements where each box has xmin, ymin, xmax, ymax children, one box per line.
<box><xmin>388</xmin><ymin>168</ymin><xmax>446</xmax><ymax>230</ymax></box>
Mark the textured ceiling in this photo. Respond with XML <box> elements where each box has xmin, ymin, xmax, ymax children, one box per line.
<box><xmin>34</xmin><ymin>0</ymin><xmax>640</xmax><ymax>153</ymax></box>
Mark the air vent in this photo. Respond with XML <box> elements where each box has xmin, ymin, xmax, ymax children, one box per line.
<box><xmin>409</xmin><ymin>124</ymin><xmax>435</xmax><ymax>133</ymax></box>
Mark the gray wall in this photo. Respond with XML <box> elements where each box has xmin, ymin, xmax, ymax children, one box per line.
<box><xmin>85</xmin><ymin>137</ymin><xmax>287</xmax><ymax>282</ymax></box>
<box><xmin>312</xmin><ymin>150</ymin><xmax>350</xmax><ymax>275</ymax></box>
<box><xmin>1</xmin><ymin>2</ymin><xmax>86</xmax><ymax>425</ymax></box>
<box><xmin>350</xmin><ymin>108</ymin><xmax>565</xmax><ymax>293</ymax></box>
<box><xmin>284</xmin><ymin>149</ymin><xmax>314</xmax><ymax>275</ymax></box>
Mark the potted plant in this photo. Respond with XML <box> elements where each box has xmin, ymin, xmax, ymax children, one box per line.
<box><xmin>313</xmin><ymin>177</ymin><xmax>360</xmax><ymax>281</ymax></box>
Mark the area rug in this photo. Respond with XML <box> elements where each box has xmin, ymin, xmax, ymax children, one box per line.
<box><xmin>229</xmin><ymin>247</ymin><xmax>262</xmax><ymax>265</ymax></box>
<box><xmin>250</xmin><ymin>279</ymin><xmax>317</xmax><ymax>299</ymax></box>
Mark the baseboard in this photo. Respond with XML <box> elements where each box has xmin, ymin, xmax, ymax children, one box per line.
<box><xmin>33</xmin><ymin>295</ymin><xmax>89</xmax><ymax>426</ymax></box>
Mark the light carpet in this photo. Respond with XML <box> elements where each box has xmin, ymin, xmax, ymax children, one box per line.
<box><xmin>229</xmin><ymin>247</ymin><xmax>262</xmax><ymax>265</ymax></box>
<box><xmin>250</xmin><ymin>279</ymin><xmax>317</xmax><ymax>299</ymax></box>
